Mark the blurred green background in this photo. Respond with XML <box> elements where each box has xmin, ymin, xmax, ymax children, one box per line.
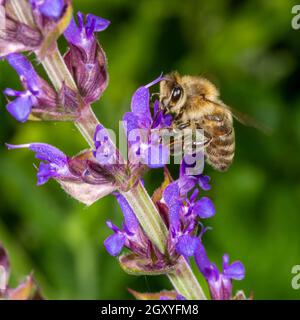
<box><xmin>1</xmin><ymin>0</ymin><xmax>300</xmax><ymax>299</ymax></box>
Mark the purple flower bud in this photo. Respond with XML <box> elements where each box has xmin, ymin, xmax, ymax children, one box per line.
<box><xmin>64</xmin><ymin>12</ymin><xmax>110</xmax><ymax>104</ymax></box>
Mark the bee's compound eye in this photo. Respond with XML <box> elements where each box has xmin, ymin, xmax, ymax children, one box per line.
<box><xmin>171</xmin><ymin>85</ymin><xmax>183</xmax><ymax>103</ymax></box>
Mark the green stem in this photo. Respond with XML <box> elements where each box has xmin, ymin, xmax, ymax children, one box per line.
<box><xmin>9</xmin><ymin>0</ymin><xmax>207</xmax><ymax>300</ymax></box>
<box><xmin>122</xmin><ymin>182</ymin><xmax>168</xmax><ymax>254</ymax></box>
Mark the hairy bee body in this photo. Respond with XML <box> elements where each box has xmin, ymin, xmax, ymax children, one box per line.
<box><xmin>160</xmin><ymin>72</ymin><xmax>235</xmax><ymax>171</ymax></box>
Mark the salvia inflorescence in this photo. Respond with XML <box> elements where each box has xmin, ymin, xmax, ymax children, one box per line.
<box><xmin>0</xmin><ymin>0</ymin><xmax>247</xmax><ymax>300</ymax></box>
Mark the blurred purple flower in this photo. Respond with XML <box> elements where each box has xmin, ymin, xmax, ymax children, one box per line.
<box><xmin>0</xmin><ymin>243</ymin><xmax>42</xmax><ymax>300</ymax></box>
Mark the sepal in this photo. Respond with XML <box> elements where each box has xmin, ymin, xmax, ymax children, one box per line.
<box><xmin>119</xmin><ymin>253</ymin><xmax>176</xmax><ymax>276</ymax></box>
<box><xmin>128</xmin><ymin>288</ymin><xmax>178</xmax><ymax>300</ymax></box>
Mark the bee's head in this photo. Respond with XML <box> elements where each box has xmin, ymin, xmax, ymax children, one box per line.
<box><xmin>159</xmin><ymin>72</ymin><xmax>186</xmax><ymax>116</ymax></box>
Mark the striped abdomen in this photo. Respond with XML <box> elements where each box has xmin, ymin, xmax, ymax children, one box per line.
<box><xmin>205</xmin><ymin>128</ymin><xmax>235</xmax><ymax>171</ymax></box>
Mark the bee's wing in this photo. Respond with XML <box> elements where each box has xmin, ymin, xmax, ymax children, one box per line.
<box><xmin>205</xmin><ymin>98</ymin><xmax>272</xmax><ymax>135</ymax></box>
<box><xmin>225</xmin><ymin>105</ymin><xmax>272</xmax><ymax>135</ymax></box>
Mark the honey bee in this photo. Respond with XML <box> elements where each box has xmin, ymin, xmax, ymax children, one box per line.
<box><xmin>159</xmin><ymin>72</ymin><xmax>265</xmax><ymax>171</ymax></box>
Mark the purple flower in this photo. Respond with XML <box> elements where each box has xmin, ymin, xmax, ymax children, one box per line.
<box><xmin>30</xmin><ymin>0</ymin><xmax>65</xmax><ymax>19</ymax></box>
<box><xmin>124</xmin><ymin>74</ymin><xmax>171</xmax><ymax>168</ymax></box>
<box><xmin>64</xmin><ymin>12</ymin><xmax>110</xmax><ymax>104</ymax></box>
<box><xmin>178</xmin><ymin>156</ymin><xmax>211</xmax><ymax>194</ymax></box>
<box><xmin>3</xmin><ymin>53</ymin><xmax>59</xmax><ymax>122</ymax></box>
<box><xmin>6</xmin><ymin>142</ymin><xmax>119</xmax><ymax>205</ymax></box>
<box><xmin>4</xmin><ymin>53</ymin><xmax>39</xmax><ymax>122</ymax></box>
<box><xmin>175</xmin><ymin>234</ymin><xmax>199</xmax><ymax>258</ymax></box>
<box><xmin>161</xmin><ymin>165</ymin><xmax>215</xmax><ymax>258</ymax></box>
<box><xmin>104</xmin><ymin>194</ymin><xmax>148</xmax><ymax>257</ymax></box>
<box><xmin>6</xmin><ymin>143</ymin><xmax>75</xmax><ymax>185</ymax></box>
<box><xmin>3</xmin><ymin>53</ymin><xmax>80</xmax><ymax>121</ymax></box>
<box><xmin>64</xmin><ymin>12</ymin><xmax>110</xmax><ymax>47</ymax></box>
<box><xmin>163</xmin><ymin>177</ymin><xmax>215</xmax><ymax>258</ymax></box>
<box><xmin>194</xmin><ymin>241</ymin><xmax>245</xmax><ymax>300</ymax></box>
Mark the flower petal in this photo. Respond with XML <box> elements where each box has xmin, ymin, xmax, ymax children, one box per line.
<box><xmin>63</xmin><ymin>16</ymin><xmax>81</xmax><ymax>45</ymax></box>
<box><xmin>6</xmin><ymin>53</ymin><xmax>39</xmax><ymax>93</ymax></box>
<box><xmin>36</xmin><ymin>163</ymin><xmax>54</xmax><ymax>186</ymax></box>
<box><xmin>86</xmin><ymin>14</ymin><xmax>110</xmax><ymax>33</ymax></box>
<box><xmin>193</xmin><ymin>197</ymin><xmax>215</xmax><ymax>219</ymax></box>
<box><xmin>38</xmin><ymin>0</ymin><xmax>64</xmax><ymax>19</ymax></box>
<box><xmin>104</xmin><ymin>233</ymin><xmax>126</xmax><ymax>256</ymax></box>
<box><xmin>194</xmin><ymin>241</ymin><xmax>218</xmax><ymax>281</ymax></box>
<box><xmin>198</xmin><ymin>175</ymin><xmax>211</xmax><ymax>191</ymax></box>
<box><xmin>223</xmin><ymin>260</ymin><xmax>245</xmax><ymax>281</ymax></box>
<box><xmin>115</xmin><ymin>194</ymin><xmax>139</xmax><ymax>233</ymax></box>
<box><xmin>28</xmin><ymin>143</ymin><xmax>67</xmax><ymax>166</ymax></box>
<box><xmin>131</xmin><ymin>74</ymin><xmax>163</xmax><ymax>115</ymax></box>
<box><xmin>131</xmin><ymin>86</ymin><xmax>151</xmax><ymax>116</ymax></box>
<box><xmin>178</xmin><ymin>176</ymin><xmax>196</xmax><ymax>195</ymax></box>
<box><xmin>6</xmin><ymin>94</ymin><xmax>33</xmax><ymax>122</ymax></box>
<box><xmin>175</xmin><ymin>235</ymin><xmax>199</xmax><ymax>257</ymax></box>
<box><xmin>123</xmin><ymin>112</ymin><xmax>140</xmax><ymax>134</ymax></box>
<box><xmin>164</xmin><ymin>183</ymin><xmax>181</xmax><ymax>231</ymax></box>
